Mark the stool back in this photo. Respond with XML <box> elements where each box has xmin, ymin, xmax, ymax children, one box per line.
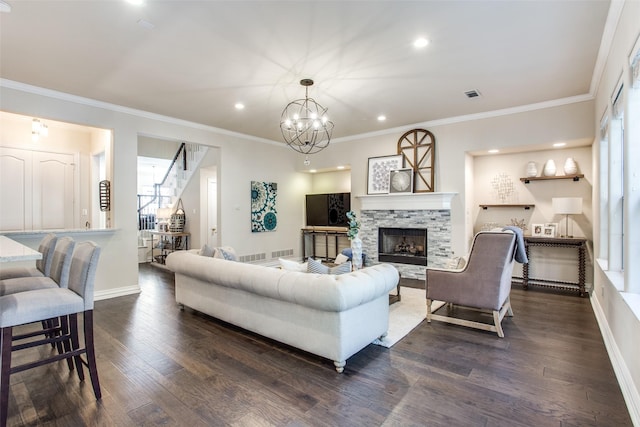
<box><xmin>49</xmin><ymin>237</ymin><xmax>75</xmax><ymax>288</ymax></box>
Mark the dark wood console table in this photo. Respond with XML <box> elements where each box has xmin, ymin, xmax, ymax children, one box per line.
<box><xmin>301</xmin><ymin>227</ymin><xmax>349</xmax><ymax>261</ymax></box>
<box><xmin>522</xmin><ymin>236</ymin><xmax>587</xmax><ymax>297</ymax></box>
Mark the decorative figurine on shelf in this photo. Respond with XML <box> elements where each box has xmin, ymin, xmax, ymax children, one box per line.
<box><xmin>564</xmin><ymin>157</ymin><xmax>578</xmax><ymax>175</ymax></box>
<box><xmin>543</xmin><ymin>159</ymin><xmax>557</xmax><ymax>177</ymax></box>
<box><xmin>346</xmin><ymin>211</ymin><xmax>363</xmax><ymax>270</ymax></box>
<box><xmin>526</xmin><ymin>161</ymin><xmax>538</xmax><ymax>177</ymax></box>
<box><xmin>510</xmin><ymin>218</ymin><xmax>528</xmax><ymax>233</ymax></box>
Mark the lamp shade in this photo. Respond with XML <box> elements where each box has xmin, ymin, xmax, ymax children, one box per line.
<box><xmin>156</xmin><ymin>208</ymin><xmax>173</xmax><ymax>219</ymax></box>
<box><xmin>552</xmin><ymin>197</ymin><xmax>582</xmax><ymax>215</ymax></box>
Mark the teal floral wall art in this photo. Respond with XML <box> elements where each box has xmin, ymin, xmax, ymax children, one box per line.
<box><xmin>251</xmin><ymin>181</ymin><xmax>277</xmax><ymax>232</ymax></box>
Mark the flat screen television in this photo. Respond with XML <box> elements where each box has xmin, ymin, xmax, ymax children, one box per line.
<box><xmin>305</xmin><ymin>193</ymin><xmax>351</xmax><ymax>227</ymax></box>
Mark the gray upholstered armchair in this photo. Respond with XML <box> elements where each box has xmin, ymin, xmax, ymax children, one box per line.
<box><xmin>426</xmin><ymin>230</ymin><xmax>521</xmax><ymax>337</ymax></box>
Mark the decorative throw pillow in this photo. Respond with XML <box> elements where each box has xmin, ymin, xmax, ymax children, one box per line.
<box><xmin>445</xmin><ymin>256</ymin><xmax>466</xmax><ymax>270</ymax></box>
<box><xmin>334</xmin><ymin>253</ymin><xmax>349</xmax><ymax>265</ymax></box>
<box><xmin>307</xmin><ymin>257</ymin><xmax>329</xmax><ymax>274</ymax></box>
<box><xmin>279</xmin><ymin>258</ymin><xmax>308</xmax><ymax>272</ymax></box>
<box><xmin>341</xmin><ymin>248</ymin><xmax>353</xmax><ymax>260</ymax></box>
<box><xmin>329</xmin><ymin>261</ymin><xmax>352</xmax><ymax>275</ymax></box>
<box><xmin>307</xmin><ymin>258</ymin><xmax>352</xmax><ymax>275</ymax></box>
<box><xmin>199</xmin><ymin>244</ymin><xmax>216</xmax><ymax>257</ymax></box>
<box><xmin>217</xmin><ymin>247</ymin><xmax>238</xmax><ymax>261</ymax></box>
<box><xmin>457</xmin><ymin>257</ymin><xmax>467</xmax><ymax>269</ymax></box>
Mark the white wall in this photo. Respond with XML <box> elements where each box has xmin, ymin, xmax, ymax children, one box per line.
<box><xmin>309</xmin><ymin>170</ymin><xmax>351</xmax><ymax>194</ymax></box>
<box><xmin>0</xmin><ymin>112</ymin><xmax>102</xmax><ymax>230</ymax></box>
<box><xmin>0</xmin><ymin>84</ymin><xmax>310</xmax><ymax>299</ymax></box>
<box><xmin>591</xmin><ymin>1</ymin><xmax>640</xmax><ymax>423</ymax></box>
<box><xmin>308</xmin><ymin>101</ymin><xmax>595</xmax><ymax>257</ymax></box>
<box><xmin>473</xmin><ymin>146</ymin><xmax>593</xmax><ymax>238</ymax></box>
<box><xmin>473</xmin><ymin>146</ymin><xmax>594</xmax><ymax>286</ymax></box>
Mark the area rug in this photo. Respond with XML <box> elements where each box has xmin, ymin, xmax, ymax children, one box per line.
<box><xmin>372</xmin><ymin>287</ymin><xmax>444</xmax><ymax>348</ymax></box>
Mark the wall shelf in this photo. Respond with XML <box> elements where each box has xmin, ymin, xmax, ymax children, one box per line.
<box><xmin>479</xmin><ymin>204</ymin><xmax>534</xmax><ymax>210</ymax></box>
<box><xmin>520</xmin><ymin>174</ymin><xmax>584</xmax><ymax>184</ymax></box>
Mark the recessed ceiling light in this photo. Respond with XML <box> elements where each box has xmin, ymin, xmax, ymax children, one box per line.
<box><xmin>488</xmin><ymin>149</ymin><xmax>500</xmax><ymax>154</ymax></box>
<box><xmin>126</xmin><ymin>0</ymin><xmax>144</xmax><ymax>5</ymax></box>
<box><xmin>413</xmin><ymin>37</ymin><xmax>429</xmax><ymax>48</ymax></box>
<box><xmin>337</xmin><ymin>165</ymin><xmax>345</xmax><ymax>170</ymax></box>
<box><xmin>377</xmin><ymin>115</ymin><xmax>386</xmax><ymax>122</ymax></box>
<box><xmin>553</xmin><ymin>142</ymin><xmax>566</xmax><ymax>148</ymax></box>
<box><xmin>309</xmin><ymin>169</ymin><xmax>317</xmax><ymax>173</ymax></box>
<box><xmin>234</xmin><ymin>103</ymin><xmax>245</xmax><ymax>110</ymax></box>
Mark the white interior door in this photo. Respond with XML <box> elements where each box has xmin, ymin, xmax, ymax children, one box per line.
<box><xmin>0</xmin><ymin>147</ymin><xmax>32</xmax><ymax>230</ymax></box>
<box><xmin>207</xmin><ymin>176</ymin><xmax>218</xmax><ymax>247</ymax></box>
<box><xmin>0</xmin><ymin>146</ymin><xmax>76</xmax><ymax>231</ymax></box>
<box><xmin>32</xmin><ymin>152</ymin><xmax>76</xmax><ymax>229</ymax></box>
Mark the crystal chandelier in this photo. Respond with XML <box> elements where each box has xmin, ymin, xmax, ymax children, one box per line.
<box><xmin>280</xmin><ymin>79</ymin><xmax>334</xmax><ymax>155</ymax></box>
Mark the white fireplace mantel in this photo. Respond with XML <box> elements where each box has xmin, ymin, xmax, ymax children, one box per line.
<box><xmin>356</xmin><ymin>192</ymin><xmax>457</xmax><ymax>211</ymax></box>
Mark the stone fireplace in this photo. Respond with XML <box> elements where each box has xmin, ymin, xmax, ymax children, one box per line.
<box><xmin>378</xmin><ymin>227</ymin><xmax>427</xmax><ymax>266</ymax></box>
<box><xmin>357</xmin><ymin>193</ymin><xmax>456</xmax><ymax>280</ymax></box>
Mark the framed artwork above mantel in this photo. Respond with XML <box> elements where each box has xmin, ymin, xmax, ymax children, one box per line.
<box><xmin>367</xmin><ymin>155</ymin><xmax>403</xmax><ymax>194</ymax></box>
<box><xmin>397</xmin><ymin>128</ymin><xmax>435</xmax><ymax>193</ymax></box>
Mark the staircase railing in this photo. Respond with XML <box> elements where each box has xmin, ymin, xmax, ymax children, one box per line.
<box><xmin>137</xmin><ymin>142</ymin><xmax>187</xmax><ymax>230</ymax></box>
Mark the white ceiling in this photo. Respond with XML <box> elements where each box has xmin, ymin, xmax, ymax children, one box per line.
<box><xmin>0</xmin><ymin>0</ymin><xmax>611</xmax><ymax>144</ymax></box>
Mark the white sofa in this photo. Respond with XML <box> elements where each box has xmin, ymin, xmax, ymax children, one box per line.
<box><xmin>165</xmin><ymin>251</ymin><xmax>400</xmax><ymax>372</ymax></box>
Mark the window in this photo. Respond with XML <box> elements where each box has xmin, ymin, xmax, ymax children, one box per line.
<box><xmin>608</xmin><ymin>83</ymin><xmax>624</xmax><ymax>272</ymax></box>
<box><xmin>625</xmin><ymin>45</ymin><xmax>640</xmax><ymax>293</ymax></box>
<box><xmin>598</xmin><ymin>112</ymin><xmax>609</xmax><ymax>261</ymax></box>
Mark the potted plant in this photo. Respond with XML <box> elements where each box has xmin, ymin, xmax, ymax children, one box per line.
<box><xmin>346</xmin><ymin>211</ymin><xmax>363</xmax><ymax>269</ymax></box>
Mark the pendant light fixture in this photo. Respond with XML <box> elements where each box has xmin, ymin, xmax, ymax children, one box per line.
<box><xmin>280</xmin><ymin>79</ymin><xmax>334</xmax><ymax>155</ymax></box>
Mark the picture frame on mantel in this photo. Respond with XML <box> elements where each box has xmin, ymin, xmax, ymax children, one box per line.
<box><xmin>389</xmin><ymin>168</ymin><xmax>414</xmax><ymax>194</ymax></box>
<box><xmin>367</xmin><ymin>154</ymin><xmax>403</xmax><ymax>194</ymax></box>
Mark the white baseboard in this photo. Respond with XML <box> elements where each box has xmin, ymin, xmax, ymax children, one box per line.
<box><xmin>591</xmin><ymin>295</ymin><xmax>640</xmax><ymax>426</ymax></box>
<box><xmin>94</xmin><ymin>285</ymin><xmax>141</xmax><ymax>301</ymax></box>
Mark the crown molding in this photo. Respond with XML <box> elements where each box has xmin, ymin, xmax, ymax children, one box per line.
<box><xmin>331</xmin><ymin>93</ymin><xmax>594</xmax><ymax>144</ymax></box>
<box><xmin>0</xmin><ymin>78</ymin><xmax>280</xmax><ymax>146</ymax></box>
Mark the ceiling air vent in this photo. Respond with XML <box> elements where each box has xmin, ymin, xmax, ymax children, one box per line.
<box><xmin>464</xmin><ymin>89</ymin><xmax>481</xmax><ymax>98</ymax></box>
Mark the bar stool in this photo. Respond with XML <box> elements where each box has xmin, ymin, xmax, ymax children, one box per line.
<box><xmin>0</xmin><ymin>237</ymin><xmax>76</xmax><ymax>364</ymax></box>
<box><xmin>0</xmin><ymin>241</ymin><xmax>102</xmax><ymax>427</ymax></box>
<box><xmin>0</xmin><ymin>237</ymin><xmax>74</xmax><ymax>296</ymax></box>
<box><xmin>0</xmin><ymin>233</ymin><xmax>57</xmax><ymax>280</ymax></box>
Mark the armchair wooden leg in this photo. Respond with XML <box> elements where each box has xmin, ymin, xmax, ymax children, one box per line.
<box><xmin>505</xmin><ymin>297</ymin><xmax>514</xmax><ymax>317</ymax></box>
<box><xmin>493</xmin><ymin>310</ymin><xmax>505</xmax><ymax>338</ymax></box>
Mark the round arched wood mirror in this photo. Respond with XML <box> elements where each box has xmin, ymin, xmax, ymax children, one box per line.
<box><xmin>397</xmin><ymin>129</ymin><xmax>435</xmax><ymax>193</ymax></box>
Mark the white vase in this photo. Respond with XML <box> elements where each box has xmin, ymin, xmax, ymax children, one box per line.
<box><xmin>351</xmin><ymin>235</ymin><xmax>363</xmax><ymax>270</ymax></box>
<box><xmin>543</xmin><ymin>159</ymin><xmax>557</xmax><ymax>177</ymax></box>
<box><xmin>526</xmin><ymin>161</ymin><xmax>538</xmax><ymax>177</ymax></box>
<box><xmin>564</xmin><ymin>157</ymin><xmax>578</xmax><ymax>175</ymax></box>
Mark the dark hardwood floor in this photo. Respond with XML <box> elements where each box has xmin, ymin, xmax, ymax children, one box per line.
<box><xmin>5</xmin><ymin>263</ymin><xmax>632</xmax><ymax>426</ymax></box>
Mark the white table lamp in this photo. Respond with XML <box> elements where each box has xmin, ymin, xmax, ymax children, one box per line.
<box><xmin>552</xmin><ymin>197</ymin><xmax>582</xmax><ymax>237</ymax></box>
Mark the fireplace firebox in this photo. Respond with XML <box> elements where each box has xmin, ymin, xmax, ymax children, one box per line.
<box><xmin>378</xmin><ymin>227</ymin><xmax>427</xmax><ymax>266</ymax></box>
